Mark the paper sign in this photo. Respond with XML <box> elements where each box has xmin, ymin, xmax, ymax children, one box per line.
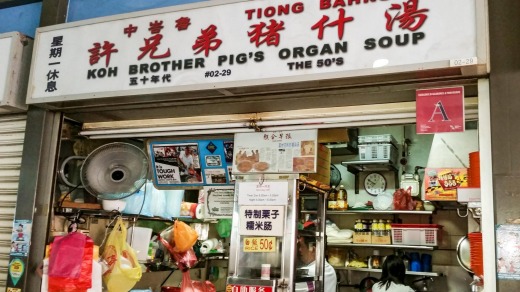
<box><xmin>204</xmin><ymin>186</ymin><xmax>234</xmax><ymax>218</ymax></box>
<box><xmin>239</xmin><ymin>205</ymin><xmax>285</xmax><ymax>236</ymax></box>
<box><xmin>243</xmin><ymin>237</ymin><xmax>276</xmax><ymax>253</ymax></box>
<box><xmin>238</xmin><ymin>181</ymin><xmax>288</xmax><ymax>206</ymax></box>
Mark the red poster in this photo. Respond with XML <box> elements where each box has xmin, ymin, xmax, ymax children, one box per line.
<box><xmin>416</xmin><ymin>86</ymin><xmax>465</xmax><ymax>134</ymax></box>
<box><xmin>226</xmin><ymin>285</ymin><xmax>273</xmax><ymax>292</ymax></box>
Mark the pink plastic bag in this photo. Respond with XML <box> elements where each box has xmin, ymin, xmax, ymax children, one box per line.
<box><xmin>181</xmin><ymin>271</ymin><xmax>216</xmax><ymax>292</ymax></box>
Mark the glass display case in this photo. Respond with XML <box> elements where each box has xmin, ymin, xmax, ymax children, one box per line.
<box><xmin>226</xmin><ymin>174</ymin><xmax>327</xmax><ymax>291</ymax></box>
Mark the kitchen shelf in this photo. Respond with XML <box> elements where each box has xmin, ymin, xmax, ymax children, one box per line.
<box><xmin>327</xmin><ymin>243</ymin><xmax>436</xmax><ymax>250</ymax></box>
<box><xmin>340</xmin><ymin>159</ymin><xmax>399</xmax><ymax>194</ymax></box>
<box><xmin>341</xmin><ymin>159</ymin><xmax>398</xmax><ymax>173</ymax></box>
<box><xmin>334</xmin><ymin>267</ymin><xmax>442</xmax><ymax>277</ymax></box>
<box><xmin>54</xmin><ymin>207</ymin><xmax>213</xmax><ymax>223</ymax></box>
<box><xmin>325</xmin><ymin>143</ymin><xmax>358</xmax><ymax>156</ymax></box>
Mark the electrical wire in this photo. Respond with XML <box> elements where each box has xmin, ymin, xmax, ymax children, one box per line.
<box><xmin>58</xmin><ymin>183</ymin><xmax>82</xmax><ymax>208</ymax></box>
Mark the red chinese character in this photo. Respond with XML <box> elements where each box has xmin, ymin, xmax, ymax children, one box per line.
<box><xmin>123</xmin><ymin>24</ymin><xmax>138</xmax><ymax>37</ymax></box>
<box><xmin>385</xmin><ymin>0</ymin><xmax>429</xmax><ymax>32</ymax></box>
<box><xmin>248</xmin><ymin>19</ymin><xmax>285</xmax><ymax>47</ymax></box>
<box><xmin>311</xmin><ymin>8</ymin><xmax>354</xmax><ymax>40</ymax></box>
<box><xmin>175</xmin><ymin>17</ymin><xmax>191</xmax><ymax>31</ymax></box>
<box><xmin>88</xmin><ymin>41</ymin><xmax>119</xmax><ymax>67</ymax></box>
<box><xmin>138</xmin><ymin>20</ymin><xmax>171</xmax><ymax>60</ymax></box>
<box><xmin>192</xmin><ymin>25</ymin><xmax>222</xmax><ymax>57</ymax></box>
<box><xmin>148</xmin><ymin>20</ymin><xmax>165</xmax><ymax>34</ymax></box>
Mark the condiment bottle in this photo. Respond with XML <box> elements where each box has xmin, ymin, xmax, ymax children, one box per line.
<box><xmin>377</xmin><ymin>220</ymin><xmax>385</xmax><ymax>237</ymax></box>
<box><xmin>336</xmin><ymin>185</ymin><xmax>348</xmax><ymax>210</ymax></box>
<box><xmin>327</xmin><ymin>186</ymin><xmax>338</xmax><ymax>210</ymax></box>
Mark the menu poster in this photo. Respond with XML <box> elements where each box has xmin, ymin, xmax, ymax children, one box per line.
<box><xmin>204</xmin><ymin>186</ymin><xmax>234</xmax><ymax>218</ymax></box>
<box><xmin>233</xmin><ymin>130</ymin><xmax>318</xmax><ymax>174</ymax></box>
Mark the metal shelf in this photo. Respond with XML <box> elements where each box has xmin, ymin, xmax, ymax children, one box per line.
<box><xmin>327</xmin><ymin>242</ymin><xmax>436</xmax><ymax>250</ymax></box>
<box><xmin>334</xmin><ymin>267</ymin><xmax>442</xmax><ymax>277</ymax></box>
<box><xmin>326</xmin><ymin>210</ymin><xmax>434</xmax><ymax>215</ymax></box>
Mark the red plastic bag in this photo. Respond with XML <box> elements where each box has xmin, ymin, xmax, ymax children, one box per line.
<box><xmin>180</xmin><ymin>271</ymin><xmax>216</xmax><ymax>292</ymax></box>
<box><xmin>158</xmin><ymin>234</ymin><xmax>198</xmax><ymax>271</ymax></box>
<box><xmin>48</xmin><ymin>232</ymin><xmax>94</xmax><ymax>292</ymax></box>
<box><xmin>393</xmin><ymin>187</ymin><xmax>415</xmax><ymax>210</ymax></box>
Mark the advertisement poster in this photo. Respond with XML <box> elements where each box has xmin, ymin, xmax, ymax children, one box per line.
<box><xmin>423</xmin><ymin>168</ymin><xmax>468</xmax><ymax>201</ymax></box>
<box><xmin>149</xmin><ymin>139</ymin><xmax>233</xmax><ymax>187</ymax></box>
<box><xmin>233</xmin><ymin>130</ymin><xmax>317</xmax><ymax>174</ymax></box>
<box><xmin>497</xmin><ymin>224</ymin><xmax>520</xmax><ymax>280</ymax></box>
<box><xmin>10</xmin><ymin>220</ymin><xmax>31</xmax><ymax>257</ymax></box>
<box><xmin>416</xmin><ymin>86</ymin><xmax>465</xmax><ymax>134</ymax></box>
<box><xmin>204</xmin><ymin>186</ymin><xmax>234</xmax><ymax>218</ymax></box>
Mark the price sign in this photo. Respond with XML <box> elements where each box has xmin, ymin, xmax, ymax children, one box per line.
<box><xmin>243</xmin><ymin>237</ymin><xmax>276</xmax><ymax>252</ymax></box>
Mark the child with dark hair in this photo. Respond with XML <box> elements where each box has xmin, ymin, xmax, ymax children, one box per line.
<box><xmin>372</xmin><ymin>255</ymin><xmax>415</xmax><ymax>292</ymax></box>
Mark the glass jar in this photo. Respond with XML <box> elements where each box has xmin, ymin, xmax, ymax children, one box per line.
<box><xmin>328</xmin><ymin>247</ymin><xmax>346</xmax><ymax>267</ymax></box>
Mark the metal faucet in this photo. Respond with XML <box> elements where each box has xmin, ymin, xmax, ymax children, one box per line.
<box><xmin>412</xmin><ymin>276</ymin><xmax>434</xmax><ymax>291</ymax></box>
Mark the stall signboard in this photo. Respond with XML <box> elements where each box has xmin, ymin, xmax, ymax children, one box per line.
<box><xmin>0</xmin><ymin>32</ymin><xmax>29</xmax><ymax>112</ymax></box>
<box><xmin>416</xmin><ymin>86</ymin><xmax>465</xmax><ymax>134</ymax></box>
<box><xmin>204</xmin><ymin>186</ymin><xmax>234</xmax><ymax>218</ymax></box>
<box><xmin>233</xmin><ymin>130</ymin><xmax>318</xmax><ymax>174</ymax></box>
<box><xmin>238</xmin><ymin>181</ymin><xmax>289</xmax><ymax>206</ymax></box>
<box><xmin>226</xmin><ymin>285</ymin><xmax>273</xmax><ymax>292</ymax></box>
<box><xmin>148</xmin><ymin>139</ymin><xmax>233</xmax><ymax>187</ymax></box>
<box><xmin>239</xmin><ymin>205</ymin><xmax>285</xmax><ymax>236</ymax></box>
<box><xmin>27</xmin><ymin>0</ymin><xmax>482</xmax><ymax>104</ymax></box>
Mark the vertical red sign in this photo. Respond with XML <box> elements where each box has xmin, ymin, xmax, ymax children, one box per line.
<box><xmin>416</xmin><ymin>86</ymin><xmax>465</xmax><ymax>134</ymax></box>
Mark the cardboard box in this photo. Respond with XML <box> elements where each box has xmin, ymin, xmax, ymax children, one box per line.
<box><xmin>371</xmin><ymin>235</ymin><xmax>391</xmax><ymax>245</ymax></box>
<box><xmin>318</xmin><ymin>128</ymin><xmax>350</xmax><ymax>143</ymax></box>
<box><xmin>424</xmin><ymin>168</ymin><xmax>468</xmax><ymax>201</ymax></box>
<box><xmin>305</xmin><ymin>144</ymin><xmax>331</xmax><ymax>185</ymax></box>
<box><xmin>353</xmin><ymin>233</ymin><xmax>371</xmax><ymax>244</ymax></box>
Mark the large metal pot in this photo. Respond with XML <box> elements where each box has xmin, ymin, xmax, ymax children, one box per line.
<box><xmin>456</xmin><ymin>235</ymin><xmax>473</xmax><ymax>273</ymax></box>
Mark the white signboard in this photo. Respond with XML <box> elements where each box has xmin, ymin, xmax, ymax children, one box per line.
<box><xmin>0</xmin><ymin>32</ymin><xmax>28</xmax><ymax>112</ymax></box>
<box><xmin>238</xmin><ymin>181</ymin><xmax>289</xmax><ymax>206</ymax></box>
<box><xmin>27</xmin><ymin>0</ymin><xmax>480</xmax><ymax>103</ymax></box>
<box><xmin>0</xmin><ymin>36</ymin><xmax>11</xmax><ymax>99</ymax></box>
<box><xmin>204</xmin><ymin>186</ymin><xmax>235</xmax><ymax>218</ymax></box>
<box><xmin>239</xmin><ymin>205</ymin><xmax>285</xmax><ymax>236</ymax></box>
<box><xmin>233</xmin><ymin>130</ymin><xmax>317</xmax><ymax>174</ymax></box>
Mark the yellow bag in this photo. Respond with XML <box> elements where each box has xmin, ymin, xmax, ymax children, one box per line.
<box><xmin>173</xmin><ymin>220</ymin><xmax>198</xmax><ymax>252</ymax></box>
<box><xmin>102</xmin><ymin>217</ymin><xmax>142</xmax><ymax>292</ymax></box>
